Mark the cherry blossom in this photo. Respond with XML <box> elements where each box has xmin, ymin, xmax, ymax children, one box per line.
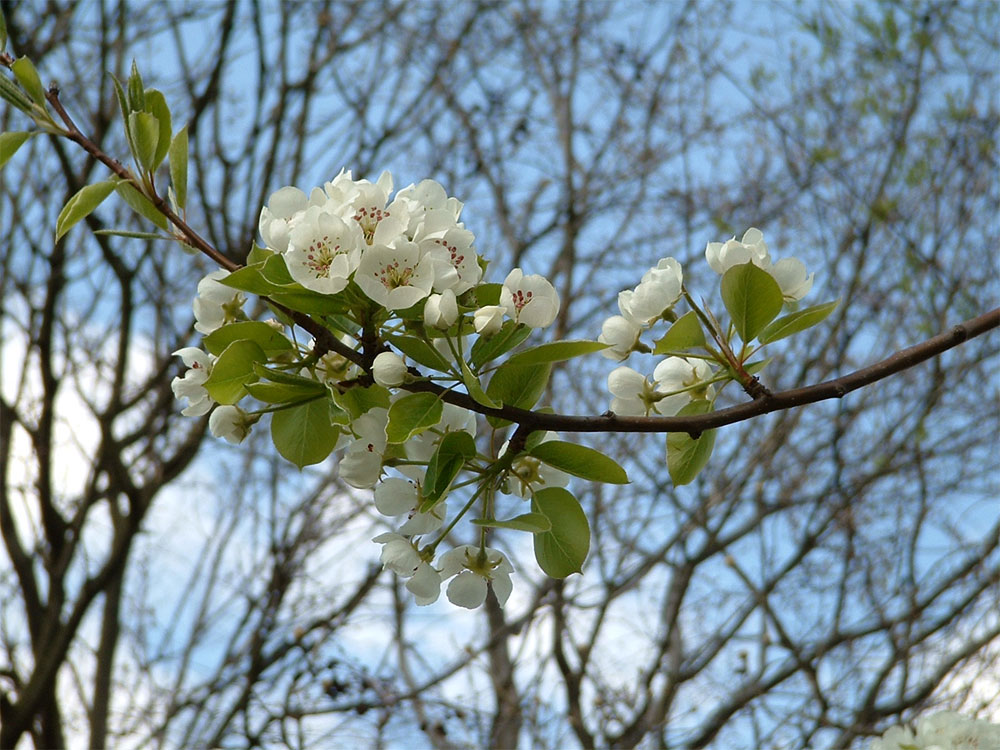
<box><xmin>620</xmin><ymin>257</ymin><xmax>683</xmax><ymax>325</ymax></box>
<box><xmin>598</xmin><ymin>314</ymin><xmax>642</xmax><ymax>361</ymax></box>
<box><xmin>283</xmin><ymin>207</ymin><xmax>363</xmax><ymax>294</ymax></box>
<box><xmin>500</xmin><ymin>268</ymin><xmax>560</xmax><ymax>328</ymax></box>
<box><xmin>652</xmin><ymin>356</ymin><xmax>715</xmax><ymax>408</ymax></box>
<box><xmin>193</xmin><ymin>270</ymin><xmax>245</xmax><ymax>335</ymax></box>
<box><xmin>170</xmin><ymin>347</ymin><xmax>216</xmax><ymax>416</ymax></box>
<box><xmin>355</xmin><ymin>239</ymin><xmax>435</xmax><ymax>310</ymax></box>
<box><xmin>439</xmin><ymin>545</ymin><xmax>515</xmax><ymax>609</ymax></box>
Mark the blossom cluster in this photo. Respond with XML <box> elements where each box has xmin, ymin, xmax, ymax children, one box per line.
<box><xmin>869</xmin><ymin>711</ymin><xmax>1000</xmax><ymax>750</ymax></box>
<box><xmin>169</xmin><ymin>170</ymin><xmax>570</xmax><ymax>608</ymax></box>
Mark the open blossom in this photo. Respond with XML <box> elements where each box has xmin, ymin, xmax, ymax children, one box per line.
<box><xmin>500</xmin><ymin>268</ymin><xmax>560</xmax><ymax>328</ymax></box>
<box><xmin>620</xmin><ymin>257</ymin><xmax>684</xmax><ymax>325</ymax></box>
<box><xmin>770</xmin><ymin>257</ymin><xmax>814</xmax><ymax>301</ymax></box>
<box><xmin>171</xmin><ymin>347</ymin><xmax>216</xmax><ymax>416</ymax></box>
<box><xmin>607</xmin><ymin>366</ymin><xmax>689</xmax><ymax>417</ymax></box>
<box><xmin>371</xmin><ymin>532</ymin><xmax>442</xmax><ymax>605</ymax></box>
<box><xmin>209</xmin><ymin>405</ymin><xmax>256</xmax><ymax>444</ymax></box>
<box><xmin>869</xmin><ymin>711</ymin><xmax>1000</xmax><ymax>750</ymax></box>
<box><xmin>374</xmin><ymin>477</ymin><xmax>445</xmax><ymax>535</ymax></box>
<box><xmin>705</xmin><ymin>227</ymin><xmax>772</xmax><ymax>275</ymax></box>
<box><xmin>355</xmin><ymin>239</ymin><xmax>435</xmax><ymax>310</ymax></box>
<box><xmin>259</xmin><ymin>186</ymin><xmax>311</xmax><ymax>253</ymax></box>
<box><xmin>193</xmin><ymin>270</ymin><xmax>245</xmax><ymax>334</ymax></box>
<box><xmin>339</xmin><ymin>408</ymin><xmax>388</xmax><ymax>488</ymax></box>
<box><xmin>439</xmin><ymin>545</ymin><xmax>514</xmax><ymax>609</ymax></box>
<box><xmin>284</xmin><ymin>207</ymin><xmax>363</xmax><ymax>294</ymax></box>
<box><xmin>653</xmin><ymin>356</ymin><xmax>715</xmax><ymax>408</ymax></box>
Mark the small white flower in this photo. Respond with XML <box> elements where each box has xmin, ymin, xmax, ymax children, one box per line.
<box><xmin>439</xmin><ymin>545</ymin><xmax>515</xmax><ymax>608</ymax></box>
<box><xmin>474</xmin><ymin>305</ymin><xmax>506</xmax><ymax>335</ymax></box>
<box><xmin>372</xmin><ymin>352</ymin><xmax>408</xmax><ymax>387</ymax></box>
<box><xmin>869</xmin><ymin>712</ymin><xmax>1000</xmax><ymax>750</ymax></box>
<box><xmin>652</xmin><ymin>356</ymin><xmax>715</xmax><ymax>412</ymax></box>
<box><xmin>284</xmin><ymin>207</ymin><xmax>363</xmax><ymax>295</ymax></box>
<box><xmin>500</xmin><ymin>268</ymin><xmax>560</xmax><ymax>328</ymax></box>
<box><xmin>374</xmin><ymin>477</ymin><xmax>444</xmax><ymax>535</ymax></box>
<box><xmin>424</xmin><ymin>289</ymin><xmax>459</xmax><ymax>329</ymax></box>
<box><xmin>355</xmin><ymin>239</ymin><xmax>435</xmax><ymax>310</ymax></box>
<box><xmin>259</xmin><ymin>186</ymin><xmax>310</xmax><ymax>253</ymax></box>
<box><xmin>620</xmin><ymin>257</ymin><xmax>683</xmax><ymax>325</ymax></box>
<box><xmin>607</xmin><ymin>366</ymin><xmax>686</xmax><ymax>417</ymax></box>
<box><xmin>405</xmin><ymin>562</ymin><xmax>443</xmax><ymax>605</ymax></box>
<box><xmin>339</xmin><ymin>408</ymin><xmax>388</xmax><ymax>488</ymax></box>
<box><xmin>209</xmin><ymin>405</ymin><xmax>256</xmax><ymax>444</ymax></box>
<box><xmin>769</xmin><ymin>257</ymin><xmax>814</xmax><ymax>302</ymax></box>
<box><xmin>170</xmin><ymin>347</ymin><xmax>216</xmax><ymax>416</ymax></box>
<box><xmin>705</xmin><ymin>227</ymin><xmax>772</xmax><ymax>275</ymax></box>
<box><xmin>396</xmin><ymin>179</ymin><xmax>463</xmax><ymax>226</ymax></box>
<box><xmin>193</xmin><ymin>270</ymin><xmax>245</xmax><ymax>335</ymax></box>
<box><xmin>598</xmin><ymin>315</ymin><xmax>642</xmax><ymax>361</ymax></box>
<box><xmin>372</xmin><ymin>532</ymin><xmax>423</xmax><ymax>576</ymax></box>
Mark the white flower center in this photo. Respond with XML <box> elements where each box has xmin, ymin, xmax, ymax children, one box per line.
<box><xmin>434</xmin><ymin>238</ymin><xmax>465</xmax><ymax>268</ymax></box>
<box><xmin>511</xmin><ymin>289</ymin><xmax>533</xmax><ymax>311</ymax></box>
<box><xmin>304</xmin><ymin>234</ymin><xmax>343</xmax><ymax>278</ymax></box>
<box><xmin>353</xmin><ymin>206</ymin><xmax>388</xmax><ymax>244</ymax></box>
<box><xmin>374</xmin><ymin>260</ymin><xmax>414</xmax><ymax>290</ymax></box>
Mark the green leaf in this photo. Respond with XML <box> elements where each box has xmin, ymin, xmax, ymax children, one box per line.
<box><xmin>758</xmin><ymin>299</ymin><xmax>840</xmax><ymax>344</ymax></box>
<box><xmin>531</xmin><ymin>487</ymin><xmax>590</xmax><ymax>578</ymax></box>
<box><xmin>0</xmin><ymin>75</ymin><xmax>35</xmax><ymax>112</ymax></box>
<box><xmin>720</xmin><ymin>262</ymin><xmax>784</xmax><ymax>342</ymax></box>
<box><xmin>528</xmin><ymin>440</ymin><xmax>629</xmax><ymax>484</ymax></box>
<box><xmin>332</xmin><ymin>384</ymin><xmax>391</xmax><ymax>420</ymax></box>
<box><xmin>115</xmin><ymin>182</ymin><xmax>168</xmax><ymax>229</ymax></box>
<box><xmin>144</xmin><ymin>89</ymin><xmax>172</xmax><ymax>168</ymax></box>
<box><xmin>386</xmin><ymin>392</ymin><xmax>444</xmax><ymax>443</ymax></box>
<box><xmin>55</xmin><ymin>180</ymin><xmax>117</xmax><ymax>241</ymax></box>
<box><xmin>0</xmin><ymin>7</ymin><xmax>8</xmax><ymax>49</ymax></box>
<box><xmin>0</xmin><ymin>132</ymin><xmax>32</xmax><ymax>169</ymax></box>
<box><xmin>473</xmin><ymin>282</ymin><xmax>503</xmax><ymax>306</ymax></box>
<box><xmin>469</xmin><ymin>320</ymin><xmax>532</xmax><ymax>369</ymax></box>
<box><xmin>270</xmin><ymin>398</ymin><xmax>340</xmax><ymax>468</ymax></box>
<box><xmin>385</xmin><ymin>334</ymin><xmax>452</xmax><ymax>372</ymax></box>
<box><xmin>666</xmin><ymin>400</ymin><xmax>717</xmax><ymax>486</ymax></box>
<box><xmin>243</xmin><ymin>381</ymin><xmax>325</xmax><ymax>405</ymax></box>
<box><xmin>485</xmin><ymin>361</ymin><xmax>551</xmax><ymax>427</ymax></box>
<box><xmin>128</xmin><ymin>111</ymin><xmax>160</xmax><ymax>172</ymax></box>
<box><xmin>126</xmin><ymin>60</ymin><xmax>145</xmax><ymax>112</ymax></box>
<box><xmin>93</xmin><ymin>229</ymin><xmax>167</xmax><ymax>240</ymax></box>
<box><xmin>654</xmin><ymin>310</ymin><xmax>706</xmax><ymax>353</ymax></box>
<box><xmin>504</xmin><ymin>339</ymin><xmax>609</xmax><ymax>366</ymax></box>
<box><xmin>203</xmin><ymin>321</ymin><xmax>294</xmax><ymax>357</ymax></box>
<box><xmin>420</xmin><ymin>430</ymin><xmax>477</xmax><ymax>510</ymax></box>
<box><xmin>202</xmin><ymin>339</ymin><xmax>266</xmax><ymax>404</ymax></box>
<box><xmin>472</xmin><ymin>513</ymin><xmax>551</xmax><ymax>533</ymax></box>
<box><xmin>219</xmin><ymin>262</ymin><xmax>273</xmax><ymax>295</ymax></box>
<box><xmin>253</xmin><ymin>362</ymin><xmax>325</xmax><ymax>387</ymax></box>
<box><xmin>11</xmin><ymin>57</ymin><xmax>45</xmax><ymax>105</ymax></box>
<box><xmin>246</xmin><ymin>242</ymin><xmax>273</xmax><ymax>265</ymax></box>
<box><xmin>168</xmin><ymin>125</ymin><xmax>188</xmax><ymax>210</ymax></box>
<box><xmin>462</xmin><ymin>360</ymin><xmax>500</xmax><ymax>409</ymax></box>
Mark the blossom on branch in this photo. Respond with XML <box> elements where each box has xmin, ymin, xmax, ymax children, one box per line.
<box><xmin>500</xmin><ymin>268</ymin><xmax>560</xmax><ymax>328</ymax></box>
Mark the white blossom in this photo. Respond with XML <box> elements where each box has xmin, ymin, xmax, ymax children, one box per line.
<box><xmin>339</xmin><ymin>408</ymin><xmax>388</xmax><ymax>488</ymax></box>
<box><xmin>620</xmin><ymin>257</ymin><xmax>683</xmax><ymax>325</ymax></box>
<box><xmin>474</xmin><ymin>305</ymin><xmax>506</xmax><ymax>335</ymax></box>
<box><xmin>652</xmin><ymin>356</ymin><xmax>715</xmax><ymax>410</ymax></box>
<box><xmin>355</xmin><ymin>239</ymin><xmax>435</xmax><ymax>310</ymax></box>
<box><xmin>500</xmin><ymin>268</ymin><xmax>560</xmax><ymax>328</ymax></box>
<box><xmin>372</xmin><ymin>532</ymin><xmax>442</xmax><ymax>605</ymax></box>
<box><xmin>283</xmin><ymin>207</ymin><xmax>363</xmax><ymax>294</ymax></box>
<box><xmin>439</xmin><ymin>545</ymin><xmax>515</xmax><ymax>608</ymax></box>
<box><xmin>770</xmin><ymin>257</ymin><xmax>814</xmax><ymax>302</ymax></box>
<box><xmin>193</xmin><ymin>270</ymin><xmax>245</xmax><ymax>335</ymax></box>
<box><xmin>607</xmin><ymin>366</ymin><xmax>687</xmax><ymax>417</ymax></box>
<box><xmin>869</xmin><ymin>711</ymin><xmax>1000</xmax><ymax>750</ymax></box>
<box><xmin>374</xmin><ymin>477</ymin><xmax>444</xmax><ymax>535</ymax></box>
<box><xmin>258</xmin><ymin>185</ymin><xmax>310</xmax><ymax>253</ymax></box>
<box><xmin>705</xmin><ymin>227</ymin><xmax>772</xmax><ymax>275</ymax></box>
<box><xmin>170</xmin><ymin>347</ymin><xmax>216</xmax><ymax>416</ymax></box>
<box><xmin>598</xmin><ymin>314</ymin><xmax>642</xmax><ymax>361</ymax></box>
<box><xmin>209</xmin><ymin>405</ymin><xmax>255</xmax><ymax>444</ymax></box>
<box><xmin>424</xmin><ymin>289</ymin><xmax>459</xmax><ymax>329</ymax></box>
<box><xmin>372</xmin><ymin>351</ymin><xmax>408</xmax><ymax>387</ymax></box>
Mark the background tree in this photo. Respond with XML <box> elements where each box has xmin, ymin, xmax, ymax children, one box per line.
<box><xmin>0</xmin><ymin>1</ymin><xmax>997</xmax><ymax>749</ymax></box>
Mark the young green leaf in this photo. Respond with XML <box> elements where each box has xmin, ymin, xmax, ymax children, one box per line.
<box><xmin>666</xmin><ymin>400</ymin><xmax>717</xmax><ymax>486</ymax></box>
<box><xmin>270</xmin><ymin>398</ymin><xmax>340</xmax><ymax>468</ymax></box>
<box><xmin>243</xmin><ymin>381</ymin><xmax>326</xmax><ymax>405</ymax></box>
<box><xmin>720</xmin><ymin>262</ymin><xmax>784</xmax><ymax>342</ymax></box>
<box><xmin>144</xmin><ymin>89</ymin><xmax>172</xmax><ymax>169</ymax></box>
<box><xmin>54</xmin><ymin>180</ymin><xmax>117</xmax><ymax>241</ymax></box>
<box><xmin>654</xmin><ymin>310</ymin><xmax>707</xmax><ymax>353</ymax></box>
<box><xmin>116</xmin><ymin>182</ymin><xmax>169</xmax><ymax>229</ymax></box>
<box><xmin>386</xmin><ymin>392</ymin><xmax>444</xmax><ymax>443</ymax></box>
<box><xmin>332</xmin><ymin>384</ymin><xmax>391</xmax><ymax>420</ymax></box>
<box><xmin>472</xmin><ymin>513</ymin><xmax>551</xmax><ymax>533</ymax></box>
<box><xmin>0</xmin><ymin>132</ymin><xmax>33</xmax><ymax>169</ymax></box>
<box><xmin>202</xmin><ymin>339</ymin><xmax>266</xmax><ymax>404</ymax></box>
<box><xmin>504</xmin><ymin>339</ymin><xmax>609</xmax><ymax>366</ymax></box>
<box><xmin>127</xmin><ymin>60</ymin><xmax>145</xmax><ymax>112</ymax></box>
<box><xmin>485</xmin><ymin>361</ymin><xmax>551</xmax><ymax>427</ymax></box>
<box><xmin>218</xmin><ymin>262</ymin><xmax>273</xmax><ymax>295</ymax></box>
<box><xmin>168</xmin><ymin>125</ymin><xmax>188</xmax><ymax>210</ymax></box>
<box><xmin>0</xmin><ymin>75</ymin><xmax>35</xmax><ymax>113</ymax></box>
<box><xmin>11</xmin><ymin>57</ymin><xmax>46</xmax><ymax>105</ymax></box>
<box><xmin>202</xmin><ymin>321</ymin><xmax>294</xmax><ymax>357</ymax></box>
<box><xmin>461</xmin><ymin>360</ymin><xmax>500</xmax><ymax>409</ymax></box>
<box><xmin>385</xmin><ymin>334</ymin><xmax>452</xmax><ymax>372</ymax></box>
<box><xmin>528</xmin><ymin>440</ymin><xmax>629</xmax><ymax>484</ymax></box>
<box><xmin>469</xmin><ymin>320</ymin><xmax>532</xmax><ymax>368</ymax></box>
<box><xmin>473</xmin><ymin>282</ymin><xmax>503</xmax><ymax>306</ymax></box>
<box><xmin>420</xmin><ymin>430</ymin><xmax>477</xmax><ymax>510</ymax></box>
<box><xmin>758</xmin><ymin>299</ymin><xmax>840</xmax><ymax>344</ymax></box>
<box><xmin>532</xmin><ymin>487</ymin><xmax>590</xmax><ymax>578</ymax></box>
<box><xmin>253</xmin><ymin>362</ymin><xmax>330</xmax><ymax>388</ymax></box>
<box><xmin>128</xmin><ymin>111</ymin><xmax>160</xmax><ymax>172</ymax></box>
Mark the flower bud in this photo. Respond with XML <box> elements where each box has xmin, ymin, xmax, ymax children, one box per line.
<box><xmin>424</xmin><ymin>289</ymin><xmax>459</xmax><ymax>328</ymax></box>
<box><xmin>473</xmin><ymin>305</ymin><xmax>505</xmax><ymax>335</ymax></box>
<box><xmin>372</xmin><ymin>351</ymin><xmax>408</xmax><ymax>387</ymax></box>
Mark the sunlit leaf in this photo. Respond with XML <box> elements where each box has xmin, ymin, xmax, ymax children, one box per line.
<box><xmin>532</xmin><ymin>487</ymin><xmax>590</xmax><ymax>578</ymax></box>
<box><xmin>528</xmin><ymin>440</ymin><xmax>629</xmax><ymax>484</ymax></box>
<box><xmin>55</xmin><ymin>180</ymin><xmax>117</xmax><ymax>241</ymax></box>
